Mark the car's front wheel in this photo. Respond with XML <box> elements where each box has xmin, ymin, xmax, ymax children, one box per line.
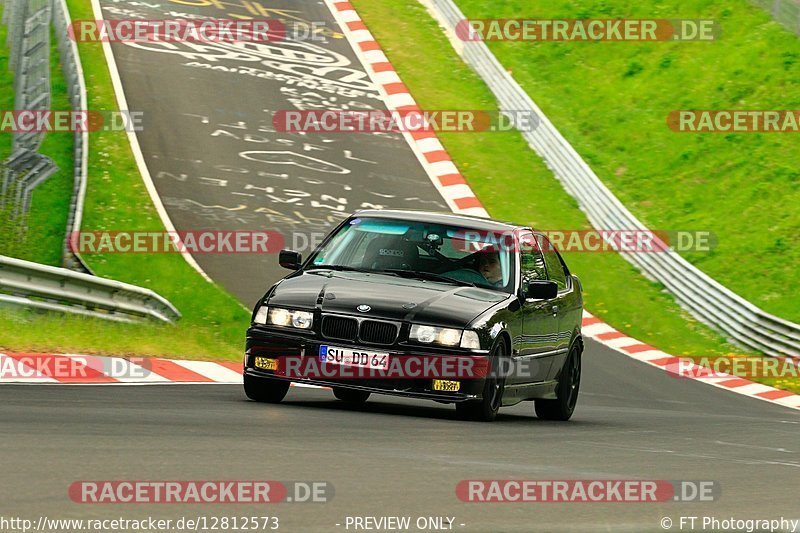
<box><xmin>333</xmin><ymin>387</ymin><xmax>370</xmax><ymax>403</ymax></box>
<box><xmin>244</xmin><ymin>374</ymin><xmax>290</xmax><ymax>403</ymax></box>
<box><xmin>456</xmin><ymin>342</ymin><xmax>506</xmax><ymax>422</ymax></box>
<box><xmin>535</xmin><ymin>344</ymin><xmax>581</xmax><ymax>421</ymax></box>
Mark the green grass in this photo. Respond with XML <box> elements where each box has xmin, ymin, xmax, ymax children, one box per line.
<box><xmin>0</xmin><ymin>0</ymin><xmax>249</xmax><ymax>362</ymax></box>
<box><xmin>352</xmin><ymin>0</ymin><xmax>740</xmax><ymax>359</ymax></box>
<box><xmin>0</xmin><ymin>18</ymin><xmax>73</xmax><ymax>265</ymax></box>
<box><xmin>350</xmin><ymin>0</ymin><xmax>800</xmax><ymax>393</ymax></box>
<box><xmin>453</xmin><ymin>0</ymin><xmax>800</xmax><ymax>323</ymax></box>
<box><xmin>0</xmin><ymin>0</ymin><xmax>794</xmax><ymax>382</ymax></box>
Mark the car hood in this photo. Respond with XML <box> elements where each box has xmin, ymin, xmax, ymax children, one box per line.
<box><xmin>266</xmin><ymin>271</ymin><xmax>509</xmax><ymax>328</ymax></box>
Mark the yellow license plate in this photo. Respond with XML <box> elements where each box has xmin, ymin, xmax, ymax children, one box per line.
<box><xmin>254</xmin><ymin>357</ymin><xmax>278</xmax><ymax>371</ymax></box>
<box><xmin>432</xmin><ymin>379</ymin><xmax>460</xmax><ymax>392</ymax></box>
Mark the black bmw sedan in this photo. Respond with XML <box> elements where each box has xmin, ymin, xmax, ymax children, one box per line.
<box><xmin>244</xmin><ymin>210</ymin><xmax>583</xmax><ymax>421</ymax></box>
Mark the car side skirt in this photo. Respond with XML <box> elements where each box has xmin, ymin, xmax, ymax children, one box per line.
<box><xmin>501</xmin><ymin>380</ymin><xmax>559</xmax><ymax>406</ymax></box>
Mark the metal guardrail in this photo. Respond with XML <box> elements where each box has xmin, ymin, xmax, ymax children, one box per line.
<box><xmin>0</xmin><ymin>255</ymin><xmax>181</xmax><ymax>323</ymax></box>
<box><xmin>51</xmin><ymin>0</ymin><xmax>91</xmax><ymax>273</ymax></box>
<box><xmin>2</xmin><ymin>0</ymin><xmax>89</xmax><ymax>272</ymax></box>
<box><xmin>0</xmin><ymin>1</ymin><xmax>180</xmax><ymax>323</ymax></box>
<box><xmin>423</xmin><ymin>0</ymin><xmax>800</xmax><ymax>359</ymax></box>
<box><xmin>1</xmin><ymin>0</ymin><xmax>58</xmax><ymax>236</ymax></box>
<box><xmin>752</xmin><ymin>0</ymin><xmax>800</xmax><ymax>34</ymax></box>
<box><xmin>5</xmin><ymin>0</ymin><xmax>51</xmax><ymax>154</ymax></box>
<box><xmin>1</xmin><ymin>149</ymin><xmax>58</xmax><ymax>215</ymax></box>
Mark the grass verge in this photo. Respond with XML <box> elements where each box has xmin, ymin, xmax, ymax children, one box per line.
<box><xmin>349</xmin><ymin>0</ymin><xmax>800</xmax><ymax>394</ymax></box>
<box><xmin>351</xmin><ymin>0</ymin><xmax>738</xmax><ymax>355</ymax></box>
<box><xmin>0</xmin><ymin>14</ymin><xmax>74</xmax><ymax>265</ymax></box>
<box><xmin>454</xmin><ymin>0</ymin><xmax>800</xmax><ymax>323</ymax></box>
<box><xmin>0</xmin><ymin>0</ymin><xmax>249</xmax><ymax>362</ymax></box>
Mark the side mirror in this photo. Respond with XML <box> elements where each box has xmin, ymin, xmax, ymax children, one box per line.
<box><xmin>525</xmin><ymin>280</ymin><xmax>558</xmax><ymax>300</ymax></box>
<box><xmin>279</xmin><ymin>249</ymin><xmax>302</xmax><ymax>270</ymax></box>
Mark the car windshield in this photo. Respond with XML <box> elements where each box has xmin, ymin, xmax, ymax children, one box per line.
<box><xmin>306</xmin><ymin>217</ymin><xmax>515</xmax><ymax>293</ymax></box>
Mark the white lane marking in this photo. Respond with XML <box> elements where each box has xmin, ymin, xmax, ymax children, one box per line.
<box><xmin>323</xmin><ymin>0</ymin><xmax>488</xmax><ymax>218</ymax></box>
<box><xmin>171</xmin><ymin>360</ymin><xmax>244</xmax><ymax>383</ymax></box>
<box><xmin>436</xmin><ymin>183</ymin><xmax>475</xmax><ymax>201</ymax></box>
<box><xmin>581</xmin><ymin>323</ymin><xmax>617</xmax><ymax>336</ymax></box>
<box><xmin>627</xmin><ymin>350</ymin><xmax>671</xmax><ymax>362</ymax></box>
<box><xmin>584</xmin><ymin>312</ymin><xmax>800</xmax><ymax>411</ymax></box>
<box><xmin>774</xmin><ymin>395</ymin><xmax>800</xmax><ymax>408</ymax></box>
<box><xmin>713</xmin><ymin>440</ymin><xmax>793</xmax><ymax>453</ymax></box>
<box><xmin>293</xmin><ymin>383</ymin><xmax>325</xmax><ymax>389</ymax></box>
<box><xmin>107</xmin><ymin>357</ymin><xmax>170</xmax><ymax>383</ymax></box>
<box><xmin>361</xmin><ymin>50</ymin><xmax>389</xmax><ymax>64</ymax></box>
<box><xmin>0</xmin><ymin>353</ymin><xmax>58</xmax><ymax>382</ymax></box>
<box><xmin>428</xmin><ymin>160</ymin><xmax>459</xmax><ymax>175</ymax></box>
<box><xmin>604</xmin><ymin>336</ymin><xmax>644</xmax><ymax>349</ymax></box>
<box><xmin>415</xmin><ymin>138</ymin><xmax>445</xmax><ymax>153</ymax></box>
<box><xmin>727</xmin><ymin>383</ymin><xmax>782</xmax><ymax>395</ymax></box>
<box><xmin>459</xmin><ymin>207</ymin><xmax>491</xmax><ymax>216</ymax></box>
<box><xmin>372</xmin><ymin>70</ymin><xmax>402</xmax><ymax>85</ymax></box>
<box><xmin>338</xmin><ymin>10</ymin><xmax>360</xmax><ymax>23</ymax></box>
<box><xmin>88</xmin><ymin>0</ymin><xmax>212</xmax><ymax>284</ymax></box>
<box><xmin>348</xmin><ymin>29</ymin><xmax>374</xmax><ymax>43</ymax></box>
<box><xmin>62</xmin><ymin>354</ymin><xmax>164</xmax><ymax>382</ymax></box>
<box><xmin>386</xmin><ymin>93</ymin><xmax>416</xmax><ymax>108</ymax></box>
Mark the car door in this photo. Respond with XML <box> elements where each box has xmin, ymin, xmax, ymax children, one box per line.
<box><xmin>515</xmin><ymin>232</ymin><xmax>559</xmax><ymax>384</ymax></box>
<box><xmin>537</xmin><ymin>234</ymin><xmax>577</xmax><ymax>381</ymax></box>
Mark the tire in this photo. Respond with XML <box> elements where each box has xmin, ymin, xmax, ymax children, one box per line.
<box><xmin>535</xmin><ymin>344</ymin><xmax>581</xmax><ymax>421</ymax></box>
<box><xmin>333</xmin><ymin>387</ymin><xmax>371</xmax><ymax>403</ymax></box>
<box><xmin>456</xmin><ymin>342</ymin><xmax>506</xmax><ymax>422</ymax></box>
<box><xmin>244</xmin><ymin>374</ymin><xmax>290</xmax><ymax>403</ymax></box>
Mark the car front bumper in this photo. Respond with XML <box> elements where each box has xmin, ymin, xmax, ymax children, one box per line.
<box><xmin>245</xmin><ymin>327</ymin><xmax>490</xmax><ymax>403</ymax></box>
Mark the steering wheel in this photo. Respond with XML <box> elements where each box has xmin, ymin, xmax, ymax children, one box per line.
<box><xmin>441</xmin><ymin>250</ymin><xmax>482</xmax><ymax>271</ymax></box>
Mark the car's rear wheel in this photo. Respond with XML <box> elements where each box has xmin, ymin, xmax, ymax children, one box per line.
<box><xmin>535</xmin><ymin>344</ymin><xmax>581</xmax><ymax>421</ymax></box>
<box><xmin>333</xmin><ymin>387</ymin><xmax>371</xmax><ymax>403</ymax></box>
<box><xmin>456</xmin><ymin>342</ymin><xmax>506</xmax><ymax>422</ymax></box>
<box><xmin>244</xmin><ymin>374</ymin><xmax>290</xmax><ymax>403</ymax></box>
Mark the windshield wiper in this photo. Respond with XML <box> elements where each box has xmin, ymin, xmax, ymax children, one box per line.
<box><xmin>305</xmin><ymin>265</ymin><xmax>406</xmax><ymax>278</ymax></box>
<box><xmin>381</xmin><ymin>269</ymin><xmax>475</xmax><ymax>287</ymax></box>
<box><xmin>305</xmin><ymin>264</ymin><xmax>373</xmax><ymax>273</ymax></box>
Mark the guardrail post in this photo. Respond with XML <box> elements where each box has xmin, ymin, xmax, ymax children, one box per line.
<box><xmin>423</xmin><ymin>0</ymin><xmax>800</xmax><ymax>358</ymax></box>
<box><xmin>51</xmin><ymin>0</ymin><xmax>91</xmax><ymax>273</ymax></box>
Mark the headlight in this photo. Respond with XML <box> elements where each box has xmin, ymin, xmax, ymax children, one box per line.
<box><xmin>460</xmin><ymin>330</ymin><xmax>481</xmax><ymax>349</ymax></box>
<box><xmin>291</xmin><ymin>310</ymin><xmax>313</xmax><ymax>329</ymax></box>
<box><xmin>263</xmin><ymin>307</ymin><xmax>314</xmax><ymax>329</ymax></box>
<box><xmin>410</xmin><ymin>324</ymin><xmax>462</xmax><ymax>346</ymax></box>
<box><xmin>254</xmin><ymin>306</ymin><xmax>269</xmax><ymax>325</ymax></box>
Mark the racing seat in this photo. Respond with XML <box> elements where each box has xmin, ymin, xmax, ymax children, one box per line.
<box><xmin>361</xmin><ymin>235</ymin><xmax>419</xmax><ymax>271</ymax></box>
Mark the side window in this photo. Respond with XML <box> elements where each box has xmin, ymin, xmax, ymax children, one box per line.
<box><xmin>519</xmin><ymin>233</ymin><xmax>547</xmax><ymax>288</ymax></box>
<box><xmin>539</xmin><ymin>235</ymin><xmax>568</xmax><ymax>291</ymax></box>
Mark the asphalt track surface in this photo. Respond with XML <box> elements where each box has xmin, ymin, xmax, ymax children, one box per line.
<box><xmin>11</xmin><ymin>1</ymin><xmax>794</xmax><ymax>532</ymax></box>
<box><xmin>3</xmin><ymin>339</ymin><xmax>799</xmax><ymax>532</ymax></box>
<box><xmin>99</xmin><ymin>0</ymin><xmax>446</xmax><ymax>307</ymax></box>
